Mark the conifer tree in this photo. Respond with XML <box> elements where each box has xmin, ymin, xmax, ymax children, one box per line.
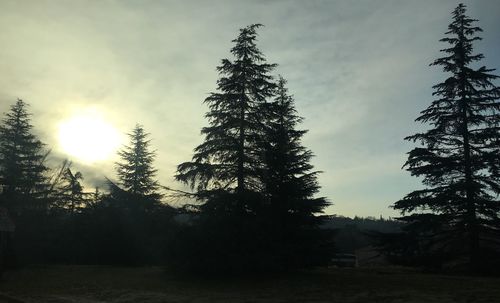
<box><xmin>57</xmin><ymin>167</ymin><xmax>86</xmax><ymax>212</ymax></box>
<box><xmin>261</xmin><ymin>76</ymin><xmax>329</xmax><ymax>226</ymax></box>
<box><xmin>0</xmin><ymin>99</ymin><xmax>49</xmax><ymax>209</ymax></box>
<box><xmin>115</xmin><ymin>124</ymin><xmax>160</xmax><ymax>198</ymax></box>
<box><xmin>48</xmin><ymin>160</ymin><xmax>84</xmax><ymax>212</ymax></box>
<box><xmin>394</xmin><ymin>4</ymin><xmax>500</xmax><ymax>269</ymax></box>
<box><xmin>258</xmin><ymin>77</ymin><xmax>331</xmax><ymax>267</ymax></box>
<box><xmin>176</xmin><ymin>24</ymin><xmax>276</xmax><ymax>209</ymax></box>
<box><xmin>168</xmin><ymin>26</ymin><xmax>335</xmax><ymax>272</ymax></box>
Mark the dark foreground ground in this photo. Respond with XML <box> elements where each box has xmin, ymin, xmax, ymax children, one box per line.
<box><xmin>0</xmin><ymin>266</ymin><xmax>499</xmax><ymax>303</ymax></box>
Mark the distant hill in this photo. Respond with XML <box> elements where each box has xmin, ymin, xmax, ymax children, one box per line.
<box><xmin>322</xmin><ymin>215</ymin><xmax>403</xmax><ymax>253</ymax></box>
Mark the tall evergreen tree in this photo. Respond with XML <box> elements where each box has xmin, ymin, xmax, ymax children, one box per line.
<box><xmin>0</xmin><ymin>99</ymin><xmax>48</xmax><ymax>209</ymax></box>
<box><xmin>394</xmin><ymin>4</ymin><xmax>500</xmax><ymax>269</ymax></box>
<box><xmin>261</xmin><ymin>76</ymin><xmax>329</xmax><ymax>226</ymax></box>
<box><xmin>115</xmin><ymin>124</ymin><xmax>160</xmax><ymax>198</ymax></box>
<box><xmin>258</xmin><ymin>76</ymin><xmax>332</xmax><ymax>267</ymax></box>
<box><xmin>176</xmin><ymin>24</ymin><xmax>276</xmax><ymax>208</ymax></box>
<box><xmin>168</xmin><ymin>26</ymin><xmax>335</xmax><ymax>273</ymax></box>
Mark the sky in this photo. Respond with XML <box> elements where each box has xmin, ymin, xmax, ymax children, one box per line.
<box><xmin>1</xmin><ymin>0</ymin><xmax>499</xmax><ymax>218</ymax></box>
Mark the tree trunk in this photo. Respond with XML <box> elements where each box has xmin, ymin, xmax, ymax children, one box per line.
<box><xmin>458</xmin><ymin>46</ymin><xmax>479</xmax><ymax>270</ymax></box>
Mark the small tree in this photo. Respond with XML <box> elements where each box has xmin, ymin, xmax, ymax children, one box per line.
<box><xmin>115</xmin><ymin>124</ymin><xmax>160</xmax><ymax>199</ymax></box>
<box><xmin>48</xmin><ymin>159</ymin><xmax>88</xmax><ymax>212</ymax></box>
<box><xmin>394</xmin><ymin>4</ymin><xmax>500</xmax><ymax>270</ymax></box>
<box><xmin>59</xmin><ymin>167</ymin><xmax>85</xmax><ymax>212</ymax></box>
<box><xmin>0</xmin><ymin>99</ymin><xmax>49</xmax><ymax>210</ymax></box>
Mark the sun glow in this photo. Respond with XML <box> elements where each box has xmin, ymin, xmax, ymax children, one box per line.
<box><xmin>58</xmin><ymin>110</ymin><xmax>121</xmax><ymax>163</ymax></box>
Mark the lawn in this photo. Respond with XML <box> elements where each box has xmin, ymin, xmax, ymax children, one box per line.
<box><xmin>0</xmin><ymin>265</ymin><xmax>499</xmax><ymax>302</ymax></box>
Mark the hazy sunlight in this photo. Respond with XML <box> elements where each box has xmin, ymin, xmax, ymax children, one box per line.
<box><xmin>58</xmin><ymin>109</ymin><xmax>121</xmax><ymax>163</ymax></box>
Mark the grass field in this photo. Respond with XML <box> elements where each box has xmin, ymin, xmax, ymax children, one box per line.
<box><xmin>1</xmin><ymin>265</ymin><xmax>499</xmax><ymax>302</ymax></box>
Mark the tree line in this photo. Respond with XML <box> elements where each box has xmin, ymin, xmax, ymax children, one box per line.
<box><xmin>0</xmin><ymin>24</ymin><xmax>331</xmax><ymax>273</ymax></box>
<box><xmin>0</xmin><ymin>3</ymin><xmax>499</xmax><ymax>274</ymax></box>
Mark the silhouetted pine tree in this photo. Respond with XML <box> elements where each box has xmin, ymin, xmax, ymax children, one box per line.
<box><xmin>259</xmin><ymin>76</ymin><xmax>332</xmax><ymax>267</ymax></box>
<box><xmin>394</xmin><ymin>4</ymin><xmax>500</xmax><ymax>270</ymax></box>
<box><xmin>168</xmin><ymin>25</ymin><xmax>279</xmax><ymax>273</ymax></box>
<box><xmin>58</xmin><ymin>167</ymin><xmax>86</xmax><ymax>212</ymax></box>
<box><xmin>0</xmin><ymin>99</ymin><xmax>49</xmax><ymax>211</ymax></box>
<box><xmin>176</xmin><ymin>24</ymin><xmax>276</xmax><ymax>211</ymax></box>
<box><xmin>261</xmin><ymin>76</ymin><xmax>329</xmax><ymax>226</ymax></box>
<box><xmin>115</xmin><ymin>124</ymin><xmax>160</xmax><ymax>199</ymax></box>
<box><xmin>48</xmin><ymin>160</ymin><xmax>86</xmax><ymax>212</ymax></box>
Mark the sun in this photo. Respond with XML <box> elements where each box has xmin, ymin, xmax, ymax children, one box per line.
<box><xmin>58</xmin><ymin>110</ymin><xmax>122</xmax><ymax>163</ymax></box>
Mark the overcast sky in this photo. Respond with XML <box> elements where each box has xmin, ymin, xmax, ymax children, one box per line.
<box><xmin>1</xmin><ymin>0</ymin><xmax>499</xmax><ymax>217</ymax></box>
